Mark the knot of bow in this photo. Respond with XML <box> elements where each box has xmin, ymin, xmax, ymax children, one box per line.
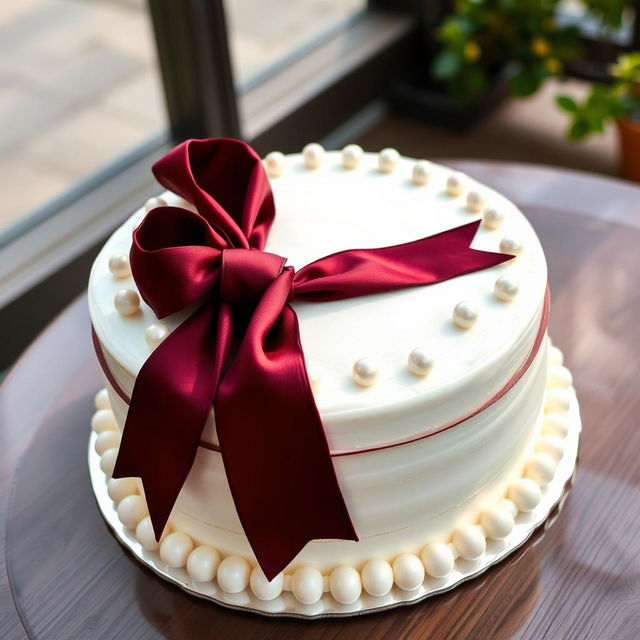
<box><xmin>112</xmin><ymin>138</ymin><xmax>512</xmax><ymax>579</ymax></box>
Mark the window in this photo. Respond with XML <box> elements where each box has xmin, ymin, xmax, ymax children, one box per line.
<box><xmin>0</xmin><ymin>0</ymin><xmax>167</xmax><ymax>241</ymax></box>
<box><xmin>225</xmin><ymin>0</ymin><xmax>367</xmax><ymax>90</ymax></box>
<box><xmin>0</xmin><ymin>0</ymin><xmax>416</xmax><ymax>370</ymax></box>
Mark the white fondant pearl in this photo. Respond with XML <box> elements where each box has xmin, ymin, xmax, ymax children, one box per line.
<box><xmin>114</xmin><ymin>289</ymin><xmax>140</xmax><ymax>316</ymax></box>
<box><xmin>145</xmin><ymin>322</ymin><xmax>169</xmax><ymax>348</ymax></box>
<box><xmin>91</xmin><ymin>409</ymin><xmax>117</xmax><ymax>433</ymax></box>
<box><xmin>250</xmin><ymin>566</ymin><xmax>284</xmax><ymax>600</ymax></box>
<box><xmin>547</xmin><ymin>365</ymin><xmax>573</xmax><ymax>389</ymax></box>
<box><xmin>117</xmin><ymin>494</ymin><xmax>149</xmax><ymax>529</ymax></box>
<box><xmin>392</xmin><ymin>554</ymin><xmax>425</xmax><ymax>590</ymax></box>
<box><xmin>107</xmin><ymin>477</ymin><xmax>138</xmax><ymax>503</ymax></box>
<box><xmin>446</xmin><ymin>172</ymin><xmax>465</xmax><ymax>196</ymax></box>
<box><xmin>159</xmin><ymin>532</ymin><xmax>193</xmax><ymax>568</ymax></box>
<box><xmin>144</xmin><ymin>198</ymin><xmax>167</xmax><ymax>213</ymax></box>
<box><xmin>329</xmin><ymin>566</ymin><xmax>362</xmax><ymax>604</ymax></box>
<box><xmin>302</xmin><ymin>143</ymin><xmax>325</xmax><ymax>169</ymax></box>
<box><xmin>352</xmin><ymin>357</ymin><xmax>379</xmax><ymax>387</ymax></box>
<box><xmin>494</xmin><ymin>275</ymin><xmax>520</xmax><ymax>301</ymax></box>
<box><xmin>499</xmin><ymin>498</ymin><xmax>519</xmax><ymax>518</ymax></box>
<box><xmin>341</xmin><ymin>144</ymin><xmax>363</xmax><ymax>169</ymax></box>
<box><xmin>360</xmin><ymin>559</ymin><xmax>393</xmax><ymax>597</ymax></box>
<box><xmin>508</xmin><ymin>478</ymin><xmax>542</xmax><ymax>512</ymax></box>
<box><xmin>452</xmin><ymin>301</ymin><xmax>478</xmax><ymax>329</ymax></box>
<box><xmin>452</xmin><ymin>524</ymin><xmax>486</xmax><ymax>560</ymax></box>
<box><xmin>466</xmin><ymin>190</ymin><xmax>486</xmax><ymax>213</ymax></box>
<box><xmin>378</xmin><ymin>147</ymin><xmax>400</xmax><ymax>173</ymax></box>
<box><xmin>544</xmin><ymin>388</ymin><xmax>571</xmax><ymax>414</ymax></box>
<box><xmin>99</xmin><ymin>448</ymin><xmax>119</xmax><ymax>476</ymax></box>
<box><xmin>412</xmin><ymin>160</ymin><xmax>432</xmax><ymax>185</ymax></box>
<box><xmin>144</xmin><ymin>196</ymin><xmax>167</xmax><ymax>213</ymax></box>
<box><xmin>187</xmin><ymin>546</ymin><xmax>220</xmax><ymax>582</ymax></box>
<box><xmin>291</xmin><ymin>566</ymin><xmax>324</xmax><ymax>604</ymax></box>
<box><xmin>408</xmin><ymin>347</ymin><xmax>434</xmax><ymax>376</ymax></box>
<box><xmin>536</xmin><ymin>434</ymin><xmax>565</xmax><ymax>461</ymax></box>
<box><xmin>548</xmin><ymin>345</ymin><xmax>564</xmax><ymax>367</ymax></box>
<box><xmin>482</xmin><ymin>207</ymin><xmax>505</xmax><ymax>230</ymax></box>
<box><xmin>500</xmin><ymin>236</ymin><xmax>523</xmax><ymax>255</ymax></box>
<box><xmin>108</xmin><ymin>253</ymin><xmax>130</xmax><ymax>279</ymax></box>
<box><xmin>525</xmin><ymin>452</ymin><xmax>557</xmax><ymax>485</ymax></box>
<box><xmin>542</xmin><ymin>412</ymin><xmax>570</xmax><ymax>438</ymax></box>
<box><xmin>421</xmin><ymin>542</ymin><xmax>455</xmax><ymax>578</ymax></box>
<box><xmin>480</xmin><ymin>504</ymin><xmax>514</xmax><ymax>539</ymax></box>
<box><xmin>94</xmin><ymin>430</ymin><xmax>121</xmax><ymax>455</ymax></box>
<box><xmin>136</xmin><ymin>516</ymin><xmax>161</xmax><ymax>551</ymax></box>
<box><xmin>217</xmin><ymin>556</ymin><xmax>251</xmax><ymax>593</ymax></box>
<box><xmin>94</xmin><ymin>388</ymin><xmax>110</xmax><ymax>411</ymax></box>
<box><xmin>264</xmin><ymin>151</ymin><xmax>285</xmax><ymax>177</ymax></box>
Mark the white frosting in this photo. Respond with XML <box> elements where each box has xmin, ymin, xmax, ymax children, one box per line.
<box><xmin>88</xmin><ymin>149</ymin><xmax>550</xmax><ymax>573</ymax></box>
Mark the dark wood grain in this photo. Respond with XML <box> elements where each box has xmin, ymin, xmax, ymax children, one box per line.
<box><xmin>1</xmin><ymin>162</ymin><xmax>639</xmax><ymax>640</ymax></box>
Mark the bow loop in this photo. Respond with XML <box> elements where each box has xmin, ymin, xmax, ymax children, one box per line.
<box><xmin>152</xmin><ymin>138</ymin><xmax>275</xmax><ymax>250</ymax></box>
<box><xmin>130</xmin><ymin>206</ymin><xmax>224</xmax><ymax>318</ymax></box>
<box><xmin>220</xmin><ymin>249</ymin><xmax>287</xmax><ymax>304</ymax></box>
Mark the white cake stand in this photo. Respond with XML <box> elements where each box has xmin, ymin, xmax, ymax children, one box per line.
<box><xmin>89</xmin><ymin>388</ymin><xmax>581</xmax><ymax>619</ymax></box>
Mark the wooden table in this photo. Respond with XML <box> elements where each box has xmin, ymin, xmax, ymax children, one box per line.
<box><xmin>2</xmin><ymin>162</ymin><xmax>639</xmax><ymax>639</ymax></box>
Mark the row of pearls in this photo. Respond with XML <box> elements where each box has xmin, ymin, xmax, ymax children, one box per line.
<box><xmin>352</xmin><ymin>347</ymin><xmax>434</xmax><ymax>388</ymax></box>
<box><xmin>91</xmin><ymin>342</ymin><xmax>572</xmax><ymax>604</ymax></box>
<box><xmin>262</xmin><ymin>144</ymin><xmax>512</xmax><ymax>233</ymax></box>
<box><xmin>107</xmin><ymin>195</ymin><xmax>170</xmax><ymax>309</ymax></box>
<box><xmin>350</xmin><ymin>278</ymin><xmax>519</xmax><ymax>387</ymax></box>
<box><xmin>106</xmin><ymin>253</ymin><xmax>173</xmax><ymax>348</ymax></box>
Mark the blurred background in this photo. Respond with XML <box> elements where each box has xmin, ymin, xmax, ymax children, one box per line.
<box><xmin>0</xmin><ymin>0</ymin><xmax>639</xmax><ymax>369</ymax></box>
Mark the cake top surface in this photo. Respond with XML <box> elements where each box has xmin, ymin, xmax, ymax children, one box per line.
<box><xmin>89</xmin><ymin>149</ymin><xmax>547</xmax><ymax>449</ymax></box>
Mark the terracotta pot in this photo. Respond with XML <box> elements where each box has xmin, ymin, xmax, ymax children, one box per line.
<box><xmin>616</xmin><ymin>117</ymin><xmax>640</xmax><ymax>182</ymax></box>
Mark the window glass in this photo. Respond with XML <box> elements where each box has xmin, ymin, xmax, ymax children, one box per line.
<box><xmin>225</xmin><ymin>0</ymin><xmax>366</xmax><ymax>89</ymax></box>
<box><xmin>0</xmin><ymin>0</ymin><xmax>167</xmax><ymax>238</ymax></box>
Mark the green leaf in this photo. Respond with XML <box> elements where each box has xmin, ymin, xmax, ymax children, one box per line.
<box><xmin>568</xmin><ymin>119</ymin><xmax>590</xmax><ymax>141</ymax></box>
<box><xmin>432</xmin><ymin>50</ymin><xmax>463</xmax><ymax>79</ymax></box>
<box><xmin>586</xmin><ymin>86</ymin><xmax>613</xmax><ymax>111</ymax></box>
<box><xmin>556</xmin><ymin>95</ymin><xmax>579</xmax><ymax>112</ymax></box>
<box><xmin>509</xmin><ymin>67</ymin><xmax>542</xmax><ymax>97</ymax></box>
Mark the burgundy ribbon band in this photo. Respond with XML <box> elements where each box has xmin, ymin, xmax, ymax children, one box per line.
<box><xmin>109</xmin><ymin>138</ymin><xmax>514</xmax><ymax>579</ymax></box>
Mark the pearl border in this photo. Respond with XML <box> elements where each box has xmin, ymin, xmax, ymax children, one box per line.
<box><xmin>89</xmin><ymin>342</ymin><xmax>580</xmax><ymax>616</ymax></box>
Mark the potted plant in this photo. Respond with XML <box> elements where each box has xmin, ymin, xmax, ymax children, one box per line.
<box><xmin>556</xmin><ymin>52</ymin><xmax>640</xmax><ymax>181</ymax></box>
<box><xmin>390</xmin><ymin>0</ymin><xmax>580</xmax><ymax>130</ymax></box>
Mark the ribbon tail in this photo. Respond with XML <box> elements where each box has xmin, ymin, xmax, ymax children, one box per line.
<box><xmin>215</xmin><ymin>269</ymin><xmax>357</xmax><ymax>580</ymax></box>
<box><xmin>113</xmin><ymin>303</ymin><xmax>220</xmax><ymax>540</ymax></box>
<box><xmin>293</xmin><ymin>219</ymin><xmax>513</xmax><ymax>301</ymax></box>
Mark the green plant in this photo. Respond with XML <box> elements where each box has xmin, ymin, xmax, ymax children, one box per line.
<box><xmin>580</xmin><ymin>0</ymin><xmax>631</xmax><ymax>33</ymax></box>
<box><xmin>432</xmin><ymin>0</ymin><xmax>581</xmax><ymax>102</ymax></box>
<box><xmin>556</xmin><ymin>52</ymin><xmax>640</xmax><ymax>140</ymax></box>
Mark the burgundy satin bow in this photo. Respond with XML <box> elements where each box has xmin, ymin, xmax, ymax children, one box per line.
<box><xmin>112</xmin><ymin>138</ymin><xmax>513</xmax><ymax>579</ymax></box>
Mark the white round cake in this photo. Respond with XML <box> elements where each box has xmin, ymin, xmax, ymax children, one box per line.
<box><xmin>88</xmin><ymin>143</ymin><xmax>579</xmax><ymax>614</ymax></box>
